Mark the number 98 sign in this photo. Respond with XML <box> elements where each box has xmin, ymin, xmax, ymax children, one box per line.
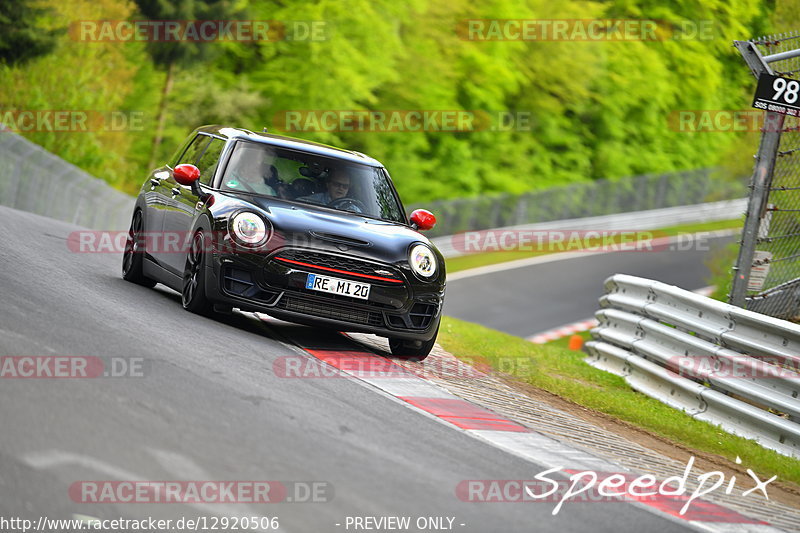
<box><xmin>753</xmin><ymin>73</ymin><xmax>800</xmax><ymax>116</ymax></box>
<box><xmin>773</xmin><ymin>77</ymin><xmax>800</xmax><ymax>104</ymax></box>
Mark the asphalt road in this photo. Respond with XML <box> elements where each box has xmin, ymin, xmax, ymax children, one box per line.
<box><xmin>0</xmin><ymin>206</ymin><xmax>690</xmax><ymax>532</ymax></box>
<box><xmin>444</xmin><ymin>234</ymin><xmax>735</xmax><ymax>338</ymax></box>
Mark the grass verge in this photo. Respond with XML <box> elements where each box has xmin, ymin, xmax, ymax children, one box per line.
<box><xmin>445</xmin><ymin>219</ymin><xmax>742</xmax><ymax>274</ymax></box>
<box><xmin>437</xmin><ymin>315</ymin><xmax>800</xmax><ymax>486</ymax></box>
<box><xmin>543</xmin><ymin>330</ymin><xmax>592</xmax><ymax>350</ymax></box>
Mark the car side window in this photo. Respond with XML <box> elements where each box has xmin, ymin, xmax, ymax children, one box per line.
<box><xmin>177</xmin><ymin>135</ymin><xmax>211</xmax><ymax>167</ymax></box>
<box><xmin>195</xmin><ymin>138</ymin><xmax>226</xmax><ymax>186</ymax></box>
<box><xmin>167</xmin><ymin>134</ymin><xmax>195</xmax><ymax>168</ymax></box>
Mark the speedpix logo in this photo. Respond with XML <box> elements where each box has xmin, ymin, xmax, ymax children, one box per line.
<box><xmin>457</xmin><ymin>457</ymin><xmax>775</xmax><ymax>517</ymax></box>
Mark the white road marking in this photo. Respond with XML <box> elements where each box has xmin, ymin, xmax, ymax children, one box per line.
<box><xmin>22</xmin><ymin>449</ymin><xmax>288</xmax><ymax>533</ymax></box>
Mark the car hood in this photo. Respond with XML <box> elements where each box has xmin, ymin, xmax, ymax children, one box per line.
<box><xmin>213</xmin><ymin>193</ymin><xmax>439</xmax><ymax>266</ymax></box>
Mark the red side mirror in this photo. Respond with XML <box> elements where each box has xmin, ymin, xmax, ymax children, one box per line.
<box><xmin>410</xmin><ymin>209</ymin><xmax>436</xmax><ymax>231</ymax></box>
<box><xmin>174</xmin><ymin>164</ymin><xmax>200</xmax><ymax>186</ymax></box>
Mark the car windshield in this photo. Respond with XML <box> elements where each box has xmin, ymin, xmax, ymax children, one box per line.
<box><xmin>220</xmin><ymin>141</ymin><xmax>405</xmax><ymax>223</ymax></box>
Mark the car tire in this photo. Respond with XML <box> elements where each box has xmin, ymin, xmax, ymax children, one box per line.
<box><xmin>182</xmin><ymin>231</ymin><xmax>213</xmax><ymax>315</ymax></box>
<box><xmin>389</xmin><ymin>325</ymin><xmax>438</xmax><ymax>361</ymax></box>
<box><xmin>122</xmin><ymin>210</ymin><xmax>157</xmax><ymax>287</ymax></box>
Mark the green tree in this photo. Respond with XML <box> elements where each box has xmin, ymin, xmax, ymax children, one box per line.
<box><xmin>2</xmin><ymin>0</ymin><xmax>789</xmax><ymax>203</ymax></box>
<box><xmin>132</xmin><ymin>0</ymin><xmax>243</xmax><ymax>168</ymax></box>
<box><xmin>0</xmin><ymin>0</ymin><xmax>60</xmax><ymax>65</ymax></box>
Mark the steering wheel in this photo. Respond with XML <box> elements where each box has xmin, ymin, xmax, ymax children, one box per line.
<box><xmin>328</xmin><ymin>197</ymin><xmax>367</xmax><ymax>213</ymax></box>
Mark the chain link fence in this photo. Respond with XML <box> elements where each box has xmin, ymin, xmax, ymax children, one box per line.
<box><xmin>0</xmin><ymin>129</ymin><xmax>133</xmax><ymax>230</ymax></box>
<box><xmin>410</xmin><ymin>169</ymin><xmax>744</xmax><ymax>239</ymax></box>
<box><xmin>730</xmin><ymin>31</ymin><xmax>800</xmax><ymax>319</ymax></box>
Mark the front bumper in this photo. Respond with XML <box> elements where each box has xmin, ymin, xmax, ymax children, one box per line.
<box><xmin>204</xmin><ymin>248</ymin><xmax>444</xmax><ymax>341</ymax></box>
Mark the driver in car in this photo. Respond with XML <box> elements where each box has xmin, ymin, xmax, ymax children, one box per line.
<box><xmin>299</xmin><ymin>170</ymin><xmax>360</xmax><ymax>211</ymax></box>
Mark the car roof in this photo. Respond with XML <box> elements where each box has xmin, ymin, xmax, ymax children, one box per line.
<box><xmin>195</xmin><ymin>125</ymin><xmax>383</xmax><ymax>167</ymax></box>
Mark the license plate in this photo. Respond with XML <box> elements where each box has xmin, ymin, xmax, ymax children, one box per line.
<box><xmin>305</xmin><ymin>273</ymin><xmax>371</xmax><ymax>300</ymax></box>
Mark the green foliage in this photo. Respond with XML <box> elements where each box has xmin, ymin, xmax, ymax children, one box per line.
<box><xmin>132</xmin><ymin>0</ymin><xmax>244</xmax><ymax>68</ymax></box>
<box><xmin>2</xmin><ymin>0</ymin><xmax>798</xmax><ymax>203</ymax></box>
<box><xmin>0</xmin><ymin>0</ymin><xmax>60</xmax><ymax>66</ymax></box>
<box><xmin>0</xmin><ymin>0</ymin><xmax>152</xmax><ymax>192</ymax></box>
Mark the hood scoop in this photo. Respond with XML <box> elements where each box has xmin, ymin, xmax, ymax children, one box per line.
<box><xmin>309</xmin><ymin>231</ymin><xmax>372</xmax><ymax>248</ymax></box>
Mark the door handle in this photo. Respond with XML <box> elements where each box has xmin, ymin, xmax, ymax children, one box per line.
<box><xmin>171</xmin><ymin>187</ymin><xmax>182</xmax><ymax>196</ymax></box>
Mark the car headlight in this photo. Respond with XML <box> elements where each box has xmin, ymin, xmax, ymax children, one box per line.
<box><xmin>230</xmin><ymin>211</ymin><xmax>269</xmax><ymax>246</ymax></box>
<box><xmin>409</xmin><ymin>244</ymin><xmax>437</xmax><ymax>279</ymax></box>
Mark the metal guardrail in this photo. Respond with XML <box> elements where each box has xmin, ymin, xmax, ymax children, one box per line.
<box><xmin>433</xmin><ymin>198</ymin><xmax>745</xmax><ymax>258</ymax></box>
<box><xmin>585</xmin><ymin>274</ymin><xmax>800</xmax><ymax>458</ymax></box>
<box><xmin>0</xmin><ymin>129</ymin><xmax>133</xmax><ymax>230</ymax></box>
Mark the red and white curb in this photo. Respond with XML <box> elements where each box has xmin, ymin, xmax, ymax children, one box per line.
<box><xmin>527</xmin><ymin>318</ymin><xmax>598</xmax><ymax>344</ymax></box>
<box><xmin>257</xmin><ymin>313</ymin><xmax>780</xmax><ymax>532</ymax></box>
<box><xmin>526</xmin><ymin>286</ymin><xmax>716</xmax><ymax>344</ymax></box>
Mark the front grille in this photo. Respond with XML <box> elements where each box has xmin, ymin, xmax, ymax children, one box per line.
<box><xmin>222</xmin><ymin>265</ymin><xmax>278</xmax><ymax>303</ymax></box>
<box><xmin>274</xmin><ymin>249</ymin><xmax>403</xmax><ymax>283</ymax></box>
<box><xmin>385</xmin><ymin>302</ymin><xmax>437</xmax><ymax>330</ymax></box>
<box><xmin>291</xmin><ymin>286</ymin><xmax>396</xmax><ymax>309</ymax></box>
<box><xmin>386</xmin><ymin>314</ymin><xmax>406</xmax><ymax>328</ymax></box>
<box><xmin>409</xmin><ymin>302</ymin><xmax>436</xmax><ymax>329</ymax></box>
<box><xmin>223</xmin><ymin>266</ymin><xmax>254</xmax><ymax>295</ymax></box>
<box><xmin>276</xmin><ymin>294</ymin><xmax>384</xmax><ymax>327</ymax></box>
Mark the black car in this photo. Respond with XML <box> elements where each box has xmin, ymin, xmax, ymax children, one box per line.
<box><xmin>122</xmin><ymin>126</ymin><xmax>445</xmax><ymax>359</ymax></box>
